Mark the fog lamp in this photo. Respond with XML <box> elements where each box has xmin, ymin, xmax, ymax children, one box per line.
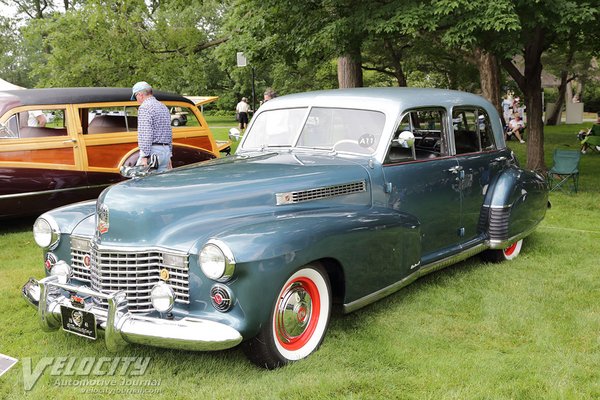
<box><xmin>50</xmin><ymin>260</ymin><xmax>72</xmax><ymax>284</ymax></box>
<box><xmin>151</xmin><ymin>282</ymin><xmax>175</xmax><ymax>313</ymax></box>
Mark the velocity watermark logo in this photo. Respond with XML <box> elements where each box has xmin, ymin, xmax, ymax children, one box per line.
<box><xmin>22</xmin><ymin>356</ymin><xmax>158</xmax><ymax>392</ymax></box>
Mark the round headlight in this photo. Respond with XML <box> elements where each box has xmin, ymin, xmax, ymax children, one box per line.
<box><xmin>199</xmin><ymin>241</ymin><xmax>235</xmax><ymax>282</ymax></box>
<box><xmin>151</xmin><ymin>282</ymin><xmax>175</xmax><ymax>313</ymax></box>
<box><xmin>33</xmin><ymin>216</ymin><xmax>60</xmax><ymax>249</ymax></box>
<box><xmin>50</xmin><ymin>260</ymin><xmax>71</xmax><ymax>284</ymax></box>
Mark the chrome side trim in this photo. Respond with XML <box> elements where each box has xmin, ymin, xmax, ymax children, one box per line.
<box><xmin>0</xmin><ymin>184</ymin><xmax>110</xmax><ymax>200</ymax></box>
<box><xmin>22</xmin><ymin>277</ymin><xmax>243</xmax><ymax>352</ymax></box>
<box><xmin>343</xmin><ymin>243</ymin><xmax>487</xmax><ymax>313</ymax></box>
<box><xmin>486</xmin><ymin>221</ymin><xmax>540</xmax><ymax>249</ymax></box>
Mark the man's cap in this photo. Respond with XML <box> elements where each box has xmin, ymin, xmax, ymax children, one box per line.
<box><xmin>131</xmin><ymin>81</ymin><xmax>152</xmax><ymax>100</ymax></box>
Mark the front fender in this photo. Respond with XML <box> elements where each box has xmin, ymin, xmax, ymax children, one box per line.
<box><xmin>40</xmin><ymin>199</ymin><xmax>97</xmax><ymax>235</ymax></box>
<box><xmin>196</xmin><ymin>206</ymin><xmax>420</xmax><ymax>338</ymax></box>
<box><xmin>484</xmin><ymin>166</ymin><xmax>548</xmax><ymax>246</ymax></box>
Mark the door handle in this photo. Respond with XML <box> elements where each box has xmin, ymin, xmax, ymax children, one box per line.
<box><xmin>493</xmin><ymin>156</ymin><xmax>507</xmax><ymax>162</ymax></box>
<box><xmin>447</xmin><ymin>165</ymin><xmax>463</xmax><ymax>174</ymax></box>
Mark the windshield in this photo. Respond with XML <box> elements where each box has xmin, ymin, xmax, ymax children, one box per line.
<box><xmin>241</xmin><ymin>107</ymin><xmax>386</xmax><ymax>155</ymax></box>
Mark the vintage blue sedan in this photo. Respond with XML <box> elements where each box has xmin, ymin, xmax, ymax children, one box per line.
<box><xmin>22</xmin><ymin>88</ymin><xmax>548</xmax><ymax>368</ymax></box>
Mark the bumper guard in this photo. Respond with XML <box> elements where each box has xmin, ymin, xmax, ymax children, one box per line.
<box><xmin>22</xmin><ymin>276</ymin><xmax>243</xmax><ymax>352</ymax></box>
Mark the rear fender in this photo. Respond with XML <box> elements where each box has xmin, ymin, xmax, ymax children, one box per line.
<box><xmin>483</xmin><ymin>166</ymin><xmax>548</xmax><ymax>248</ymax></box>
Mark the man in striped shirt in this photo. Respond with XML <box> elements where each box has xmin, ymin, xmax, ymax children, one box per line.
<box><xmin>131</xmin><ymin>81</ymin><xmax>172</xmax><ymax>172</ymax></box>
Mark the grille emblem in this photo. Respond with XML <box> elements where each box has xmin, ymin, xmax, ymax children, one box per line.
<box><xmin>97</xmin><ymin>204</ymin><xmax>110</xmax><ymax>235</ymax></box>
<box><xmin>159</xmin><ymin>268</ymin><xmax>170</xmax><ymax>281</ymax></box>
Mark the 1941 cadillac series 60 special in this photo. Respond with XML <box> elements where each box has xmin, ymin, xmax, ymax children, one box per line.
<box><xmin>22</xmin><ymin>88</ymin><xmax>548</xmax><ymax>368</ymax></box>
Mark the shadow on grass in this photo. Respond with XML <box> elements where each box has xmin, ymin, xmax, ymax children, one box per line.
<box><xmin>1</xmin><ymin>216</ymin><xmax>36</xmax><ymax>235</ymax></box>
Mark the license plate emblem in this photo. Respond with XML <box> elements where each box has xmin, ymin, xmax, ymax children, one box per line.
<box><xmin>60</xmin><ymin>306</ymin><xmax>97</xmax><ymax>340</ymax></box>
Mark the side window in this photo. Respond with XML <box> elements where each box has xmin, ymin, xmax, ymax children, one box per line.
<box><xmin>384</xmin><ymin>108</ymin><xmax>447</xmax><ymax>164</ymax></box>
<box><xmin>169</xmin><ymin>106</ymin><xmax>200</xmax><ymax>128</ymax></box>
<box><xmin>413</xmin><ymin>109</ymin><xmax>446</xmax><ymax>159</ymax></box>
<box><xmin>452</xmin><ymin>108</ymin><xmax>496</xmax><ymax>154</ymax></box>
<box><xmin>478</xmin><ymin>110</ymin><xmax>495</xmax><ymax>150</ymax></box>
<box><xmin>85</xmin><ymin>106</ymin><xmax>138</xmax><ymax>134</ymax></box>
<box><xmin>385</xmin><ymin>114</ymin><xmax>415</xmax><ymax>164</ymax></box>
<box><xmin>1</xmin><ymin>109</ymin><xmax>67</xmax><ymax>139</ymax></box>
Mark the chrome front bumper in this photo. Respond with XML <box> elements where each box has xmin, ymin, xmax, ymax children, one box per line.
<box><xmin>22</xmin><ymin>276</ymin><xmax>243</xmax><ymax>352</ymax></box>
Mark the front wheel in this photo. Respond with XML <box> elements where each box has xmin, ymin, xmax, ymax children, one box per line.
<box><xmin>243</xmin><ymin>265</ymin><xmax>332</xmax><ymax>369</ymax></box>
<box><xmin>481</xmin><ymin>239</ymin><xmax>523</xmax><ymax>263</ymax></box>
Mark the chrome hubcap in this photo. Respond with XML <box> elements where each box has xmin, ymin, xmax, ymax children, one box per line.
<box><xmin>275</xmin><ymin>282</ymin><xmax>313</xmax><ymax>343</ymax></box>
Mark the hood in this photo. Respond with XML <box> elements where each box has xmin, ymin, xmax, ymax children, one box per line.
<box><xmin>95</xmin><ymin>152</ymin><xmax>372</xmax><ymax>250</ymax></box>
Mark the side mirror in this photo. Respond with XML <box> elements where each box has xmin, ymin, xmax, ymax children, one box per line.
<box><xmin>228</xmin><ymin>128</ymin><xmax>241</xmax><ymax>142</ymax></box>
<box><xmin>395</xmin><ymin>130</ymin><xmax>415</xmax><ymax>148</ymax></box>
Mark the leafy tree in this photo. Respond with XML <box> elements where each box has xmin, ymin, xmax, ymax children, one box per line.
<box><xmin>422</xmin><ymin>0</ymin><xmax>600</xmax><ymax>171</ymax></box>
<box><xmin>19</xmin><ymin>0</ymin><xmax>232</xmax><ymax>95</ymax></box>
<box><xmin>0</xmin><ymin>15</ymin><xmax>33</xmax><ymax>87</ymax></box>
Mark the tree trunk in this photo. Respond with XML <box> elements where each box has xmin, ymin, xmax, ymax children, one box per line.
<box><xmin>338</xmin><ymin>52</ymin><xmax>363</xmax><ymax>88</ymax></box>
<box><xmin>501</xmin><ymin>27</ymin><xmax>546</xmax><ymax>172</ymax></box>
<box><xmin>474</xmin><ymin>48</ymin><xmax>501</xmax><ymax>115</ymax></box>
<box><xmin>547</xmin><ymin>44</ymin><xmax>574</xmax><ymax>125</ymax></box>
<box><xmin>383</xmin><ymin>40</ymin><xmax>407</xmax><ymax>87</ymax></box>
<box><xmin>546</xmin><ymin>70</ymin><xmax>568</xmax><ymax>126</ymax></box>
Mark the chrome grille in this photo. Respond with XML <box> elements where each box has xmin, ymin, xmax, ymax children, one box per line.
<box><xmin>70</xmin><ymin>237</ymin><xmax>189</xmax><ymax>313</ymax></box>
<box><xmin>276</xmin><ymin>181</ymin><xmax>366</xmax><ymax>205</ymax></box>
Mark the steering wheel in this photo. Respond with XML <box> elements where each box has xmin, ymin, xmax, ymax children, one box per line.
<box><xmin>332</xmin><ymin>139</ymin><xmax>365</xmax><ymax>153</ymax></box>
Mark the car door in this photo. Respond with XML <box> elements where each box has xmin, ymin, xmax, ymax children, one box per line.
<box><xmin>382</xmin><ymin>108</ymin><xmax>462</xmax><ymax>268</ymax></box>
<box><xmin>451</xmin><ymin>107</ymin><xmax>510</xmax><ymax>246</ymax></box>
<box><xmin>0</xmin><ymin>105</ymin><xmax>85</xmax><ymax>218</ymax></box>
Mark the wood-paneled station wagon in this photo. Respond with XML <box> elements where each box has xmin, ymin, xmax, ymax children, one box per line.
<box><xmin>0</xmin><ymin>88</ymin><xmax>227</xmax><ymax>219</ymax></box>
<box><xmin>22</xmin><ymin>88</ymin><xmax>548</xmax><ymax>369</ymax></box>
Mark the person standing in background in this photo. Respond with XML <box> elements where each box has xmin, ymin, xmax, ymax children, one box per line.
<box><xmin>236</xmin><ymin>97</ymin><xmax>250</xmax><ymax>131</ymax></box>
<box><xmin>28</xmin><ymin>110</ymin><xmax>47</xmax><ymax>127</ymax></box>
<box><xmin>131</xmin><ymin>81</ymin><xmax>173</xmax><ymax>172</ymax></box>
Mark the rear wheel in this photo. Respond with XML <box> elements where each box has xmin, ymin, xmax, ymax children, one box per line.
<box><xmin>243</xmin><ymin>265</ymin><xmax>331</xmax><ymax>369</ymax></box>
<box><xmin>481</xmin><ymin>239</ymin><xmax>523</xmax><ymax>263</ymax></box>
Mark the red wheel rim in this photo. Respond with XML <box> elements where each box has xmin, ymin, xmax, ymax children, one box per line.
<box><xmin>504</xmin><ymin>242</ymin><xmax>518</xmax><ymax>256</ymax></box>
<box><xmin>274</xmin><ymin>277</ymin><xmax>321</xmax><ymax>351</ymax></box>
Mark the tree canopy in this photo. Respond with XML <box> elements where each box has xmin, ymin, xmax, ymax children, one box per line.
<box><xmin>1</xmin><ymin>0</ymin><xmax>599</xmax><ymax>170</ymax></box>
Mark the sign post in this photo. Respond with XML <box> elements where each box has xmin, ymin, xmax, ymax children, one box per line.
<box><xmin>236</xmin><ymin>52</ymin><xmax>256</xmax><ymax>113</ymax></box>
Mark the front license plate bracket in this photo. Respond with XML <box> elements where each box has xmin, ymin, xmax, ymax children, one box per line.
<box><xmin>60</xmin><ymin>305</ymin><xmax>97</xmax><ymax>340</ymax></box>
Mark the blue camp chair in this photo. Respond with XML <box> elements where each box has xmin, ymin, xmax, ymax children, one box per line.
<box><xmin>547</xmin><ymin>149</ymin><xmax>581</xmax><ymax>193</ymax></box>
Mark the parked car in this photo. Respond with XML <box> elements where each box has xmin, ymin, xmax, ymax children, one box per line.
<box><xmin>22</xmin><ymin>88</ymin><xmax>548</xmax><ymax>368</ymax></box>
<box><xmin>170</xmin><ymin>106</ymin><xmax>188</xmax><ymax>126</ymax></box>
<box><xmin>0</xmin><ymin>88</ymin><xmax>228</xmax><ymax>219</ymax></box>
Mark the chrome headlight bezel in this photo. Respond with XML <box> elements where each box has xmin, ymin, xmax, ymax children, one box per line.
<box><xmin>33</xmin><ymin>216</ymin><xmax>60</xmax><ymax>250</ymax></box>
<box><xmin>199</xmin><ymin>239</ymin><xmax>236</xmax><ymax>282</ymax></box>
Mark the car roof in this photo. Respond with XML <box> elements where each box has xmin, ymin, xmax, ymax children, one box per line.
<box><xmin>0</xmin><ymin>87</ymin><xmax>193</xmax><ymax>116</ymax></box>
<box><xmin>260</xmin><ymin>87</ymin><xmax>493</xmax><ymax>113</ymax></box>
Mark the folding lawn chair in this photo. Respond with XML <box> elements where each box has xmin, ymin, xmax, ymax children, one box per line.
<box><xmin>547</xmin><ymin>149</ymin><xmax>581</xmax><ymax>193</ymax></box>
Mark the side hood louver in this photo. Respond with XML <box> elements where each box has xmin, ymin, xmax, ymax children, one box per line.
<box><xmin>276</xmin><ymin>180</ymin><xmax>366</xmax><ymax>205</ymax></box>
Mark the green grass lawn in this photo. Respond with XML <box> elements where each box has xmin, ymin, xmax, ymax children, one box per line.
<box><xmin>206</xmin><ymin>115</ymin><xmax>241</xmax><ymax>154</ymax></box>
<box><xmin>1</xmin><ymin>122</ymin><xmax>599</xmax><ymax>399</ymax></box>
